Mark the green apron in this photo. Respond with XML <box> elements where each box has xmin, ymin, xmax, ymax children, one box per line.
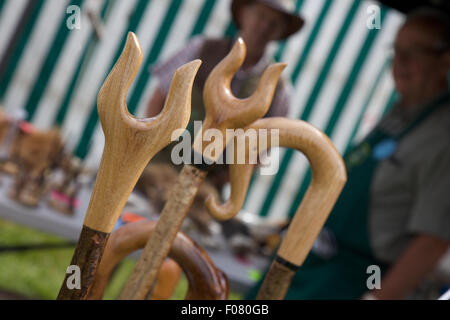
<box><xmin>246</xmin><ymin>93</ymin><xmax>450</xmax><ymax>300</ymax></box>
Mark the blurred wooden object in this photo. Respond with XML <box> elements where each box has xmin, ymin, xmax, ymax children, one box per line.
<box><xmin>0</xmin><ymin>108</ymin><xmax>28</xmax><ymax>176</ymax></box>
<box><xmin>89</xmin><ymin>220</ymin><xmax>228</xmax><ymax>300</ymax></box>
<box><xmin>0</xmin><ymin>107</ymin><xmax>9</xmax><ymax>144</ymax></box>
<box><xmin>47</xmin><ymin>155</ymin><xmax>83</xmax><ymax>215</ymax></box>
<box><xmin>9</xmin><ymin>127</ymin><xmax>63</xmax><ymax>207</ymax></box>
<box><xmin>86</xmin><ymin>9</ymin><xmax>104</xmax><ymax>40</ymax></box>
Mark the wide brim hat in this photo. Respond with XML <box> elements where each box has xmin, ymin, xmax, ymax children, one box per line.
<box><xmin>231</xmin><ymin>0</ymin><xmax>305</xmax><ymax>40</ymax></box>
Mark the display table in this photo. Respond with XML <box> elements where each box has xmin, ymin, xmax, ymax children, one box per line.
<box><xmin>0</xmin><ymin>175</ymin><xmax>269</xmax><ymax>294</ymax></box>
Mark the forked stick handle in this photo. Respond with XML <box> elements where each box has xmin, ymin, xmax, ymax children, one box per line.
<box><xmin>57</xmin><ymin>32</ymin><xmax>200</xmax><ymax>300</ymax></box>
<box><xmin>192</xmin><ymin>38</ymin><xmax>286</xmax><ymax>162</ymax></box>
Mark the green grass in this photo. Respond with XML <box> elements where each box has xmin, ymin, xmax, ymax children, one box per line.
<box><xmin>0</xmin><ymin>218</ymin><xmax>74</xmax><ymax>299</ymax></box>
<box><xmin>0</xmin><ymin>218</ymin><xmax>243</xmax><ymax>300</ymax></box>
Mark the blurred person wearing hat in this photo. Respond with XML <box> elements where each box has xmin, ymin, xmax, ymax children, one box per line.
<box><xmin>246</xmin><ymin>7</ymin><xmax>450</xmax><ymax>300</ymax></box>
<box><xmin>144</xmin><ymin>0</ymin><xmax>304</xmax><ymax>190</ymax></box>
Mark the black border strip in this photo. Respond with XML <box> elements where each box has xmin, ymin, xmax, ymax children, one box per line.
<box><xmin>275</xmin><ymin>255</ymin><xmax>300</xmax><ymax>272</ymax></box>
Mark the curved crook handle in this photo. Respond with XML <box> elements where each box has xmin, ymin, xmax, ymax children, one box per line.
<box><xmin>206</xmin><ymin>118</ymin><xmax>347</xmax><ymax>265</ymax></box>
<box><xmin>192</xmin><ymin>38</ymin><xmax>286</xmax><ymax>162</ymax></box>
<box><xmin>89</xmin><ymin>220</ymin><xmax>229</xmax><ymax>300</ymax></box>
<box><xmin>58</xmin><ymin>32</ymin><xmax>201</xmax><ymax>300</ymax></box>
<box><xmin>84</xmin><ymin>32</ymin><xmax>201</xmax><ymax>233</ymax></box>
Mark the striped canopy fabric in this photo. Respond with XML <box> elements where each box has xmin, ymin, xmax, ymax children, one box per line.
<box><xmin>0</xmin><ymin>0</ymin><xmax>404</xmax><ymax>221</ymax></box>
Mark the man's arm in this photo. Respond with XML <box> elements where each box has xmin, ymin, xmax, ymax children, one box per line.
<box><xmin>364</xmin><ymin>141</ymin><xmax>450</xmax><ymax>300</ymax></box>
<box><xmin>364</xmin><ymin>233</ymin><xmax>449</xmax><ymax>299</ymax></box>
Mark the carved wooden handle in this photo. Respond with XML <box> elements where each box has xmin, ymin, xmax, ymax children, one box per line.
<box><xmin>192</xmin><ymin>37</ymin><xmax>286</xmax><ymax>162</ymax></box>
<box><xmin>204</xmin><ymin>117</ymin><xmax>347</xmax><ymax>299</ymax></box>
<box><xmin>88</xmin><ymin>220</ymin><xmax>228</xmax><ymax>300</ymax></box>
<box><xmin>57</xmin><ymin>32</ymin><xmax>200</xmax><ymax>300</ymax></box>
<box><xmin>86</xmin><ymin>33</ymin><xmax>200</xmax><ymax>233</ymax></box>
<box><xmin>121</xmin><ymin>38</ymin><xmax>286</xmax><ymax>300</ymax></box>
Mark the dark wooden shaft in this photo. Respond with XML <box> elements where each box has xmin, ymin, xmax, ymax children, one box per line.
<box><xmin>256</xmin><ymin>258</ymin><xmax>297</xmax><ymax>300</ymax></box>
<box><xmin>57</xmin><ymin>225</ymin><xmax>109</xmax><ymax>300</ymax></box>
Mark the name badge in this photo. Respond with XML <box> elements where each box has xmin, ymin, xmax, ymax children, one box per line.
<box><xmin>372</xmin><ymin>138</ymin><xmax>397</xmax><ymax>160</ymax></box>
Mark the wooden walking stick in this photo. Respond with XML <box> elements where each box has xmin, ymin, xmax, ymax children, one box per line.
<box><xmin>57</xmin><ymin>32</ymin><xmax>201</xmax><ymax>299</ymax></box>
<box><xmin>120</xmin><ymin>38</ymin><xmax>286</xmax><ymax>299</ymax></box>
<box><xmin>88</xmin><ymin>220</ymin><xmax>229</xmax><ymax>300</ymax></box>
<box><xmin>204</xmin><ymin>118</ymin><xmax>347</xmax><ymax>299</ymax></box>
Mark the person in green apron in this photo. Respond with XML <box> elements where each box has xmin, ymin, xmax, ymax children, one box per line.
<box><xmin>247</xmin><ymin>7</ymin><xmax>450</xmax><ymax>300</ymax></box>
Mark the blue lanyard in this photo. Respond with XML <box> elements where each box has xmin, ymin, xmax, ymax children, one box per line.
<box><xmin>372</xmin><ymin>92</ymin><xmax>450</xmax><ymax>161</ymax></box>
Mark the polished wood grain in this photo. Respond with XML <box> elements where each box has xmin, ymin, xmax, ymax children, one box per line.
<box><xmin>192</xmin><ymin>38</ymin><xmax>286</xmax><ymax>162</ymax></box>
<box><xmin>85</xmin><ymin>33</ymin><xmax>200</xmax><ymax>233</ymax></box>
<box><xmin>57</xmin><ymin>32</ymin><xmax>200</xmax><ymax>299</ymax></box>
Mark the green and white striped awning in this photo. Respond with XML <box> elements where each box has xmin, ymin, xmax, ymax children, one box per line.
<box><xmin>0</xmin><ymin>0</ymin><xmax>404</xmax><ymax>220</ymax></box>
